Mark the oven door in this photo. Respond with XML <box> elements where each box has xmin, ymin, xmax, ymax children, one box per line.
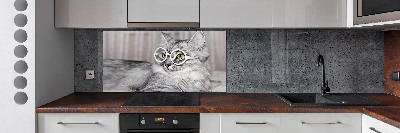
<box><xmin>125</xmin><ymin>129</ymin><xmax>199</xmax><ymax>133</ymax></box>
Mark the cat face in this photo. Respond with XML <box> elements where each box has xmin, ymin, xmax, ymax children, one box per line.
<box><xmin>154</xmin><ymin>31</ymin><xmax>208</xmax><ymax>72</ymax></box>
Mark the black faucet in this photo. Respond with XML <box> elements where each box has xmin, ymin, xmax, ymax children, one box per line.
<box><xmin>317</xmin><ymin>54</ymin><xmax>330</xmax><ymax>95</ymax></box>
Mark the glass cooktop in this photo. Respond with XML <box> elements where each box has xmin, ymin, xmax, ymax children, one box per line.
<box><xmin>122</xmin><ymin>92</ymin><xmax>200</xmax><ymax>107</ymax></box>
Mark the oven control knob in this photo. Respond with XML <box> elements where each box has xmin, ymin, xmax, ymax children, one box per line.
<box><xmin>173</xmin><ymin>119</ymin><xmax>178</xmax><ymax>125</ymax></box>
<box><xmin>141</xmin><ymin>120</ymin><xmax>146</xmax><ymax>125</ymax></box>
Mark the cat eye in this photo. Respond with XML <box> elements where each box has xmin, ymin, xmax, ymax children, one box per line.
<box><xmin>162</xmin><ymin>53</ymin><xmax>166</xmax><ymax>59</ymax></box>
<box><xmin>177</xmin><ymin>54</ymin><xmax>185</xmax><ymax>59</ymax></box>
<box><xmin>154</xmin><ymin>47</ymin><xmax>197</xmax><ymax>65</ymax></box>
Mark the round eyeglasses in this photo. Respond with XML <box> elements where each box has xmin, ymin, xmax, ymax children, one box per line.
<box><xmin>153</xmin><ymin>47</ymin><xmax>197</xmax><ymax>65</ymax></box>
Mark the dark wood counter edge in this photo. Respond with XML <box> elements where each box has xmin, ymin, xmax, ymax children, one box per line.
<box><xmin>36</xmin><ymin>107</ymin><xmax>203</xmax><ymax>113</ymax></box>
<box><xmin>36</xmin><ymin>107</ymin><xmax>362</xmax><ymax>113</ymax></box>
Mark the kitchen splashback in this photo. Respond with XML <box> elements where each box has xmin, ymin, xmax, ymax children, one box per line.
<box><xmin>74</xmin><ymin>29</ymin><xmax>384</xmax><ymax>93</ymax></box>
<box><xmin>102</xmin><ymin>31</ymin><xmax>226</xmax><ymax>92</ymax></box>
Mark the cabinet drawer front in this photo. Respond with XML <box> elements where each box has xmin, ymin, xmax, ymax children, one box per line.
<box><xmin>200</xmin><ymin>0</ymin><xmax>273</xmax><ymax>28</ymax></box>
<box><xmin>128</xmin><ymin>0</ymin><xmax>199</xmax><ymax>22</ymax></box>
<box><xmin>272</xmin><ymin>0</ymin><xmax>347</xmax><ymax>28</ymax></box>
<box><xmin>55</xmin><ymin>0</ymin><xmax>128</xmax><ymax>28</ymax></box>
<box><xmin>297</xmin><ymin>113</ymin><xmax>361</xmax><ymax>133</ymax></box>
<box><xmin>362</xmin><ymin>114</ymin><xmax>400</xmax><ymax>133</ymax></box>
<box><xmin>38</xmin><ymin>113</ymin><xmax>119</xmax><ymax>133</ymax></box>
<box><xmin>221</xmin><ymin>113</ymin><xmax>280</xmax><ymax>133</ymax></box>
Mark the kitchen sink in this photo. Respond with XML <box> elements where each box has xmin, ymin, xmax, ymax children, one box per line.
<box><xmin>275</xmin><ymin>93</ymin><xmax>385</xmax><ymax>106</ymax></box>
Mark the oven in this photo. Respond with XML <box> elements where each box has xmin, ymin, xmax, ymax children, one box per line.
<box><xmin>120</xmin><ymin>114</ymin><xmax>199</xmax><ymax>133</ymax></box>
<box><xmin>354</xmin><ymin>0</ymin><xmax>400</xmax><ymax>25</ymax></box>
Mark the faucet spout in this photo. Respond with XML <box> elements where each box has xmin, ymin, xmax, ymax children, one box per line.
<box><xmin>317</xmin><ymin>54</ymin><xmax>330</xmax><ymax>95</ymax></box>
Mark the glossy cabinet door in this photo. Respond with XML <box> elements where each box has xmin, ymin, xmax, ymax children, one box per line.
<box><xmin>38</xmin><ymin>113</ymin><xmax>119</xmax><ymax>133</ymax></box>
<box><xmin>201</xmin><ymin>0</ymin><xmax>348</xmax><ymax>28</ymax></box>
<box><xmin>362</xmin><ymin>114</ymin><xmax>400</xmax><ymax>133</ymax></box>
<box><xmin>220</xmin><ymin>113</ymin><xmax>281</xmax><ymax>133</ymax></box>
<box><xmin>55</xmin><ymin>0</ymin><xmax>127</xmax><ymax>28</ymax></box>
<box><xmin>200</xmin><ymin>0</ymin><xmax>273</xmax><ymax>28</ymax></box>
<box><xmin>128</xmin><ymin>0</ymin><xmax>199</xmax><ymax>23</ymax></box>
<box><xmin>281</xmin><ymin>113</ymin><xmax>361</xmax><ymax>133</ymax></box>
<box><xmin>273</xmin><ymin>0</ymin><xmax>348</xmax><ymax>28</ymax></box>
<box><xmin>200</xmin><ymin>113</ymin><xmax>220</xmax><ymax>133</ymax></box>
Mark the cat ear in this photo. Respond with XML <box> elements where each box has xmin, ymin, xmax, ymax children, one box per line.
<box><xmin>161</xmin><ymin>32</ymin><xmax>175</xmax><ymax>44</ymax></box>
<box><xmin>189</xmin><ymin>31</ymin><xmax>206</xmax><ymax>47</ymax></box>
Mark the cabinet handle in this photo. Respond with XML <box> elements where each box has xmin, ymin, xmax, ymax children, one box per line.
<box><xmin>57</xmin><ymin>122</ymin><xmax>99</xmax><ymax>125</ymax></box>
<box><xmin>369</xmin><ymin>127</ymin><xmax>382</xmax><ymax>133</ymax></box>
<box><xmin>301</xmin><ymin>122</ymin><xmax>342</xmax><ymax>125</ymax></box>
<box><xmin>236</xmin><ymin>122</ymin><xmax>267</xmax><ymax>124</ymax></box>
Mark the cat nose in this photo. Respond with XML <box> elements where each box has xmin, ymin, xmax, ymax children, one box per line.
<box><xmin>165</xmin><ymin>63</ymin><xmax>171</xmax><ymax>68</ymax></box>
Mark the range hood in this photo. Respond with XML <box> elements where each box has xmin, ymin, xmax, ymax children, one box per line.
<box><xmin>127</xmin><ymin>0</ymin><xmax>199</xmax><ymax>28</ymax></box>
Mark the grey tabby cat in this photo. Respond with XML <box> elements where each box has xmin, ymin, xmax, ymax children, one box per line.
<box><xmin>103</xmin><ymin>31</ymin><xmax>211</xmax><ymax>92</ymax></box>
<box><xmin>141</xmin><ymin>31</ymin><xmax>211</xmax><ymax>92</ymax></box>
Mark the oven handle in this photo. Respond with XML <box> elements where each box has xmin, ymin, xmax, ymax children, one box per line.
<box><xmin>126</xmin><ymin>129</ymin><xmax>198</xmax><ymax>133</ymax></box>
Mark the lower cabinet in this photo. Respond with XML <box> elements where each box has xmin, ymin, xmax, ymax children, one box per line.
<box><xmin>281</xmin><ymin>113</ymin><xmax>361</xmax><ymax>133</ymax></box>
<box><xmin>38</xmin><ymin>113</ymin><xmax>400</xmax><ymax>133</ymax></box>
<box><xmin>221</xmin><ymin>113</ymin><xmax>281</xmax><ymax>133</ymax></box>
<box><xmin>201</xmin><ymin>113</ymin><xmax>362</xmax><ymax>133</ymax></box>
<box><xmin>362</xmin><ymin>114</ymin><xmax>400</xmax><ymax>133</ymax></box>
<box><xmin>200</xmin><ymin>113</ymin><xmax>220</xmax><ymax>133</ymax></box>
<box><xmin>38</xmin><ymin>113</ymin><xmax>119</xmax><ymax>133</ymax></box>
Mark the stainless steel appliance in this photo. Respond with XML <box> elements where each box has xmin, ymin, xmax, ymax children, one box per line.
<box><xmin>354</xmin><ymin>0</ymin><xmax>400</xmax><ymax>25</ymax></box>
<box><xmin>120</xmin><ymin>114</ymin><xmax>200</xmax><ymax>133</ymax></box>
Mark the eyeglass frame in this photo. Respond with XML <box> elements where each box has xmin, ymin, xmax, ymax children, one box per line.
<box><xmin>153</xmin><ymin>47</ymin><xmax>198</xmax><ymax>65</ymax></box>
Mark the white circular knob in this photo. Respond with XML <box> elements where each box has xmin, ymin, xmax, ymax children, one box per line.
<box><xmin>173</xmin><ymin>120</ymin><xmax>178</xmax><ymax>125</ymax></box>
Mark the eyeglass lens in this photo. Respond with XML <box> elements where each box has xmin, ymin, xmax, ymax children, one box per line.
<box><xmin>172</xmin><ymin>50</ymin><xmax>186</xmax><ymax>65</ymax></box>
<box><xmin>154</xmin><ymin>48</ymin><xmax>167</xmax><ymax>62</ymax></box>
<box><xmin>154</xmin><ymin>48</ymin><xmax>187</xmax><ymax>65</ymax></box>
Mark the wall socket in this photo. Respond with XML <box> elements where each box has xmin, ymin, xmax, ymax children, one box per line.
<box><xmin>86</xmin><ymin>70</ymin><xmax>95</xmax><ymax>79</ymax></box>
<box><xmin>393</xmin><ymin>71</ymin><xmax>400</xmax><ymax>81</ymax></box>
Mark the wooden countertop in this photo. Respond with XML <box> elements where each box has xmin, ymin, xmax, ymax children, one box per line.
<box><xmin>36</xmin><ymin>92</ymin><xmax>400</xmax><ymax>128</ymax></box>
<box><xmin>363</xmin><ymin>107</ymin><xmax>400</xmax><ymax>129</ymax></box>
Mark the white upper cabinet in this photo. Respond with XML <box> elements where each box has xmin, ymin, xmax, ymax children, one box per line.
<box><xmin>200</xmin><ymin>0</ymin><xmax>273</xmax><ymax>28</ymax></box>
<box><xmin>127</xmin><ymin>0</ymin><xmax>199</xmax><ymax>23</ymax></box>
<box><xmin>201</xmin><ymin>0</ymin><xmax>350</xmax><ymax>28</ymax></box>
<box><xmin>55</xmin><ymin>0</ymin><xmax>127</xmax><ymax>28</ymax></box>
<box><xmin>54</xmin><ymin>0</ymin><xmax>351</xmax><ymax>28</ymax></box>
<box><xmin>273</xmin><ymin>0</ymin><xmax>348</xmax><ymax>28</ymax></box>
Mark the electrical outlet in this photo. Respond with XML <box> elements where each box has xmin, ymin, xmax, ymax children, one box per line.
<box><xmin>86</xmin><ymin>70</ymin><xmax>95</xmax><ymax>79</ymax></box>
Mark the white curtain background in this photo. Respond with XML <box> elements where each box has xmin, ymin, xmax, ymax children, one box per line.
<box><xmin>103</xmin><ymin>31</ymin><xmax>226</xmax><ymax>71</ymax></box>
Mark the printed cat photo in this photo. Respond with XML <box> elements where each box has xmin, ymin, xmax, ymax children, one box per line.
<box><xmin>103</xmin><ymin>31</ymin><xmax>226</xmax><ymax>92</ymax></box>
